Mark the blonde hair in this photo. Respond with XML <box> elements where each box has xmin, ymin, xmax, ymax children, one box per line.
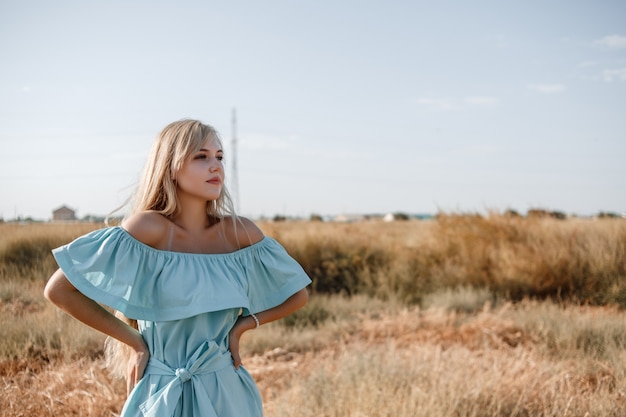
<box><xmin>130</xmin><ymin>118</ymin><xmax>236</xmax><ymax>220</ymax></box>
<box><xmin>106</xmin><ymin>119</ymin><xmax>238</xmax><ymax>379</ymax></box>
<box><xmin>104</xmin><ymin>311</ymin><xmax>140</xmax><ymax>379</ymax></box>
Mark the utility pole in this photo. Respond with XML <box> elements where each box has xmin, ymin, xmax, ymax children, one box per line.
<box><xmin>231</xmin><ymin>107</ymin><xmax>240</xmax><ymax>213</ymax></box>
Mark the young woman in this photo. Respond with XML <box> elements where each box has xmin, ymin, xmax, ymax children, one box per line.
<box><xmin>44</xmin><ymin>119</ymin><xmax>311</xmax><ymax>416</ymax></box>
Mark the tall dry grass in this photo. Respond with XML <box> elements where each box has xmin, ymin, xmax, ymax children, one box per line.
<box><xmin>248</xmin><ymin>296</ymin><xmax>626</xmax><ymax>417</ymax></box>
<box><xmin>0</xmin><ymin>222</ymin><xmax>104</xmax><ymax>364</ymax></box>
<box><xmin>4</xmin><ymin>293</ymin><xmax>625</xmax><ymax>417</ymax></box>
<box><xmin>1</xmin><ymin>216</ymin><xmax>625</xmax><ymax>364</ymax></box>
<box><xmin>1</xmin><ymin>217</ymin><xmax>625</xmax><ymax>416</ymax></box>
<box><xmin>0</xmin><ymin>222</ymin><xmax>101</xmax><ymax>282</ymax></box>
<box><xmin>262</xmin><ymin>214</ymin><xmax>626</xmax><ymax>306</ymax></box>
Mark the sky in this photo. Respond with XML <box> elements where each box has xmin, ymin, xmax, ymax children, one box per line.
<box><xmin>1</xmin><ymin>0</ymin><xmax>625</xmax><ymax>221</ymax></box>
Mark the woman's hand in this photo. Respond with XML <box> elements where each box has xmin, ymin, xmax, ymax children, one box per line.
<box><xmin>126</xmin><ymin>340</ymin><xmax>150</xmax><ymax>395</ymax></box>
<box><xmin>228</xmin><ymin>315</ymin><xmax>256</xmax><ymax>369</ymax></box>
<box><xmin>228</xmin><ymin>290</ymin><xmax>308</xmax><ymax>369</ymax></box>
<box><xmin>44</xmin><ymin>269</ymin><xmax>153</xmax><ymax>395</ymax></box>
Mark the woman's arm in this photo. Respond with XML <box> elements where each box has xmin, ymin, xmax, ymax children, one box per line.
<box><xmin>228</xmin><ymin>288</ymin><xmax>308</xmax><ymax>368</ymax></box>
<box><xmin>44</xmin><ymin>269</ymin><xmax>150</xmax><ymax>393</ymax></box>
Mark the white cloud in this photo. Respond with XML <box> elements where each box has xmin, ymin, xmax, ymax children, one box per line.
<box><xmin>602</xmin><ymin>68</ymin><xmax>626</xmax><ymax>82</ymax></box>
<box><xmin>527</xmin><ymin>83</ymin><xmax>566</xmax><ymax>94</ymax></box>
<box><xmin>595</xmin><ymin>35</ymin><xmax>626</xmax><ymax>49</ymax></box>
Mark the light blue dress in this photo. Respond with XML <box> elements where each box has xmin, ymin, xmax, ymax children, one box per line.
<box><xmin>52</xmin><ymin>226</ymin><xmax>312</xmax><ymax>417</ymax></box>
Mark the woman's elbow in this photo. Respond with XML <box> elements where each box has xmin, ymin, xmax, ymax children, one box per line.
<box><xmin>296</xmin><ymin>288</ymin><xmax>309</xmax><ymax>309</ymax></box>
<box><xmin>43</xmin><ymin>269</ymin><xmax>71</xmax><ymax>305</ymax></box>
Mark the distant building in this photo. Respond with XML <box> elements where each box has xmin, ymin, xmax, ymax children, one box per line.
<box><xmin>333</xmin><ymin>214</ymin><xmax>366</xmax><ymax>223</ymax></box>
<box><xmin>52</xmin><ymin>205</ymin><xmax>76</xmax><ymax>222</ymax></box>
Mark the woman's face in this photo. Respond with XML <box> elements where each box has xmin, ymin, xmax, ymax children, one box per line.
<box><xmin>174</xmin><ymin>136</ymin><xmax>224</xmax><ymax>203</ymax></box>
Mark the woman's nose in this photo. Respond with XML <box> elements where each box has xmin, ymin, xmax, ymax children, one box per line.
<box><xmin>209</xmin><ymin>159</ymin><xmax>221</xmax><ymax>171</ymax></box>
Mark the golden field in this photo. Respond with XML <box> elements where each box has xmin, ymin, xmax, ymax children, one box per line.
<box><xmin>1</xmin><ymin>215</ymin><xmax>625</xmax><ymax>416</ymax></box>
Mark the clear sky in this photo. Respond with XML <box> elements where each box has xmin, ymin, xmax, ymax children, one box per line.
<box><xmin>1</xmin><ymin>0</ymin><xmax>625</xmax><ymax>221</ymax></box>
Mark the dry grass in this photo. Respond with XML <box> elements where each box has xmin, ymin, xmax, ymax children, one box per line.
<box><xmin>261</xmin><ymin>215</ymin><xmax>626</xmax><ymax>305</ymax></box>
<box><xmin>2</xmin><ymin>294</ymin><xmax>626</xmax><ymax>416</ymax></box>
<box><xmin>1</xmin><ymin>217</ymin><xmax>625</xmax><ymax>416</ymax></box>
<box><xmin>250</xmin><ymin>297</ymin><xmax>626</xmax><ymax>417</ymax></box>
<box><xmin>1</xmin><ymin>358</ymin><xmax>125</xmax><ymax>417</ymax></box>
<box><xmin>0</xmin><ymin>222</ymin><xmax>101</xmax><ymax>282</ymax></box>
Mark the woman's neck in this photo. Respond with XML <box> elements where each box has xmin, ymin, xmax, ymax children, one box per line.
<box><xmin>172</xmin><ymin>200</ymin><xmax>212</xmax><ymax>233</ymax></box>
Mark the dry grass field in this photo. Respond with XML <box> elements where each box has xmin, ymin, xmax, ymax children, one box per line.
<box><xmin>1</xmin><ymin>215</ymin><xmax>625</xmax><ymax>416</ymax></box>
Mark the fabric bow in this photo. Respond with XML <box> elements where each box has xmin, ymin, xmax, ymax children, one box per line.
<box><xmin>139</xmin><ymin>341</ymin><xmax>232</xmax><ymax>417</ymax></box>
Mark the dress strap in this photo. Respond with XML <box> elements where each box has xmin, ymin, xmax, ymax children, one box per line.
<box><xmin>235</xmin><ymin>217</ymin><xmax>255</xmax><ymax>249</ymax></box>
<box><xmin>167</xmin><ymin>223</ymin><xmax>175</xmax><ymax>251</ymax></box>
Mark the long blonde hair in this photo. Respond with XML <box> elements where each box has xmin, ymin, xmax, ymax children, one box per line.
<box><xmin>106</xmin><ymin>119</ymin><xmax>237</xmax><ymax>378</ymax></box>
<box><xmin>130</xmin><ymin>118</ymin><xmax>236</xmax><ymax>219</ymax></box>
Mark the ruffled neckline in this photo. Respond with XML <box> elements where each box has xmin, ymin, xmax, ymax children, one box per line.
<box><xmin>53</xmin><ymin>226</ymin><xmax>311</xmax><ymax>321</ymax></box>
<box><xmin>115</xmin><ymin>226</ymin><xmax>270</xmax><ymax>258</ymax></box>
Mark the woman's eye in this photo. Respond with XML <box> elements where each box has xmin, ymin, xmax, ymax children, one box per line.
<box><xmin>193</xmin><ymin>153</ymin><xmax>223</xmax><ymax>161</ymax></box>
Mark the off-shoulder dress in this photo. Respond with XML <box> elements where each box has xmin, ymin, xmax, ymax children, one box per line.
<box><xmin>52</xmin><ymin>226</ymin><xmax>312</xmax><ymax>417</ymax></box>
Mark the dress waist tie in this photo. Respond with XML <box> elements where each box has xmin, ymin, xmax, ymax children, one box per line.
<box><xmin>139</xmin><ymin>340</ymin><xmax>232</xmax><ymax>417</ymax></box>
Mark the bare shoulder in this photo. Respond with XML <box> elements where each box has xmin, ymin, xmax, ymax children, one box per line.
<box><xmin>222</xmin><ymin>216</ymin><xmax>265</xmax><ymax>249</ymax></box>
<box><xmin>121</xmin><ymin>211</ymin><xmax>170</xmax><ymax>248</ymax></box>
